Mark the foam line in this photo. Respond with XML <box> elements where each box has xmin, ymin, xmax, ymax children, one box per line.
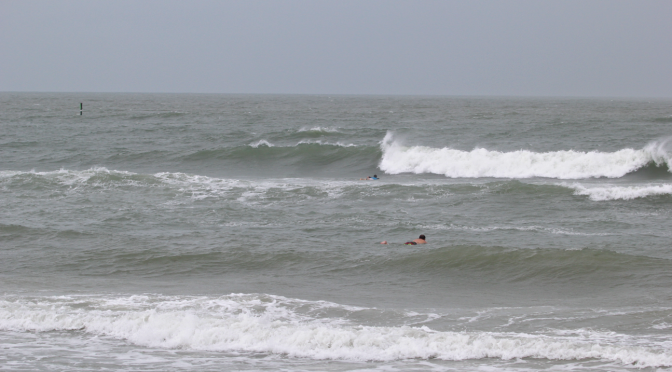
<box><xmin>1</xmin><ymin>294</ymin><xmax>670</xmax><ymax>367</ymax></box>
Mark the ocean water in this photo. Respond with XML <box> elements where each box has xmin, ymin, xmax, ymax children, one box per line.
<box><xmin>1</xmin><ymin>92</ymin><xmax>672</xmax><ymax>371</ymax></box>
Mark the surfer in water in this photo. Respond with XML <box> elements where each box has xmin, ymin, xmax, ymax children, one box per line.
<box><xmin>381</xmin><ymin>235</ymin><xmax>426</xmax><ymax>245</ymax></box>
<box><xmin>407</xmin><ymin>234</ymin><xmax>426</xmax><ymax>245</ymax></box>
<box><xmin>360</xmin><ymin>174</ymin><xmax>379</xmax><ymax>180</ymax></box>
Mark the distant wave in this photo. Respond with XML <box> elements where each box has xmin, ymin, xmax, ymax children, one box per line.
<box><xmin>1</xmin><ymin>293</ymin><xmax>669</xmax><ymax>366</ymax></box>
<box><xmin>297</xmin><ymin>126</ymin><xmax>340</xmax><ymax>133</ymax></box>
<box><xmin>651</xmin><ymin>116</ymin><xmax>672</xmax><ymax>123</ymax></box>
<box><xmin>0</xmin><ymin>168</ymin><xmax>365</xmax><ymax>201</ymax></box>
<box><xmin>296</xmin><ymin>139</ymin><xmax>357</xmax><ymax>147</ymax></box>
<box><xmin>248</xmin><ymin>139</ymin><xmax>357</xmax><ymax>148</ymax></box>
<box><xmin>0</xmin><ymin>168</ymin><xmax>143</xmax><ymax>188</ymax></box>
<box><xmin>379</xmin><ymin>132</ymin><xmax>672</xmax><ymax>179</ymax></box>
<box><xmin>129</xmin><ymin>111</ymin><xmax>189</xmax><ymax>120</ymax></box>
<box><xmin>564</xmin><ymin>182</ymin><xmax>672</xmax><ymax>201</ymax></box>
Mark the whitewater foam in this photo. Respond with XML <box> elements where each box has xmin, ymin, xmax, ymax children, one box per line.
<box><xmin>1</xmin><ymin>294</ymin><xmax>670</xmax><ymax>367</ymax></box>
<box><xmin>0</xmin><ymin>167</ymin><xmax>143</xmax><ymax>190</ymax></box>
<box><xmin>565</xmin><ymin>183</ymin><xmax>672</xmax><ymax>201</ymax></box>
<box><xmin>0</xmin><ymin>169</ymin><xmax>376</xmax><ymax>204</ymax></box>
<box><xmin>296</xmin><ymin>139</ymin><xmax>357</xmax><ymax>147</ymax></box>
<box><xmin>297</xmin><ymin>126</ymin><xmax>340</xmax><ymax>133</ymax></box>
<box><xmin>379</xmin><ymin>132</ymin><xmax>672</xmax><ymax>179</ymax></box>
<box><xmin>4</xmin><ymin>168</ymin><xmax>671</xmax><ymax>205</ymax></box>
<box><xmin>248</xmin><ymin>139</ymin><xmax>275</xmax><ymax>148</ymax></box>
<box><xmin>248</xmin><ymin>139</ymin><xmax>357</xmax><ymax>148</ymax></box>
<box><xmin>420</xmin><ymin>223</ymin><xmax>609</xmax><ymax>236</ymax></box>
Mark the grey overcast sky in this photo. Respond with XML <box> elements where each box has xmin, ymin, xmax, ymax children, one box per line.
<box><xmin>1</xmin><ymin>0</ymin><xmax>671</xmax><ymax>97</ymax></box>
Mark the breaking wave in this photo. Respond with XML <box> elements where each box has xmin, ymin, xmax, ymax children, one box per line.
<box><xmin>5</xmin><ymin>168</ymin><xmax>672</xmax><ymax>205</ymax></box>
<box><xmin>248</xmin><ymin>139</ymin><xmax>275</xmax><ymax>148</ymax></box>
<box><xmin>379</xmin><ymin>132</ymin><xmax>672</xmax><ymax>179</ymax></box>
<box><xmin>565</xmin><ymin>182</ymin><xmax>672</xmax><ymax>201</ymax></box>
<box><xmin>1</xmin><ymin>294</ymin><xmax>669</xmax><ymax>367</ymax></box>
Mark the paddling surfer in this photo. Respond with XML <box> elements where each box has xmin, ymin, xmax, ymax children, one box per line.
<box><xmin>360</xmin><ymin>174</ymin><xmax>379</xmax><ymax>180</ymax></box>
<box><xmin>407</xmin><ymin>234</ymin><xmax>426</xmax><ymax>245</ymax></box>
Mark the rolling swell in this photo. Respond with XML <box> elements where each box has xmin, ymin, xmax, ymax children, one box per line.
<box><xmin>0</xmin><ymin>169</ymin><xmax>165</xmax><ymax>192</ymax></box>
<box><xmin>651</xmin><ymin>116</ymin><xmax>672</xmax><ymax>123</ymax></box>
<box><xmin>42</xmin><ymin>247</ymin><xmax>348</xmax><ymax>278</ymax></box>
<box><xmin>183</xmin><ymin>143</ymin><xmax>382</xmax><ymax>173</ymax></box>
<box><xmin>367</xmin><ymin>246</ymin><xmax>671</xmax><ymax>287</ymax></box>
<box><xmin>41</xmin><ymin>243</ymin><xmax>672</xmax><ymax>292</ymax></box>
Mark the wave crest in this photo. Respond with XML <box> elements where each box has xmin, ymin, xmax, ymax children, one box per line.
<box><xmin>297</xmin><ymin>126</ymin><xmax>340</xmax><ymax>133</ymax></box>
<box><xmin>248</xmin><ymin>139</ymin><xmax>275</xmax><ymax>148</ymax></box>
<box><xmin>566</xmin><ymin>182</ymin><xmax>672</xmax><ymax>201</ymax></box>
<box><xmin>379</xmin><ymin>132</ymin><xmax>672</xmax><ymax>179</ymax></box>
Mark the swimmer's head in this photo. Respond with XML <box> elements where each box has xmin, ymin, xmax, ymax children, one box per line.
<box><xmin>373</xmin><ymin>175</ymin><xmax>377</xmax><ymax>178</ymax></box>
<box><xmin>419</xmin><ymin>234</ymin><xmax>425</xmax><ymax>240</ymax></box>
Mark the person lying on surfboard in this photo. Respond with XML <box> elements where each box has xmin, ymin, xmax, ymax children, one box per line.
<box><xmin>381</xmin><ymin>235</ymin><xmax>426</xmax><ymax>245</ymax></box>
<box><xmin>360</xmin><ymin>174</ymin><xmax>379</xmax><ymax>180</ymax></box>
<box><xmin>406</xmin><ymin>235</ymin><xmax>426</xmax><ymax>245</ymax></box>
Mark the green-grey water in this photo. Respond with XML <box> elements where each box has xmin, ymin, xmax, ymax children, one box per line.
<box><xmin>1</xmin><ymin>93</ymin><xmax>672</xmax><ymax>371</ymax></box>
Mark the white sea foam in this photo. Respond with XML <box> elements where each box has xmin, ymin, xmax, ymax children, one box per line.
<box><xmin>0</xmin><ymin>168</ymin><xmax>365</xmax><ymax>202</ymax></box>
<box><xmin>248</xmin><ymin>139</ymin><xmax>275</xmax><ymax>148</ymax></box>
<box><xmin>297</xmin><ymin>126</ymin><xmax>340</xmax><ymax>133</ymax></box>
<box><xmin>652</xmin><ymin>322</ymin><xmax>672</xmax><ymax>330</ymax></box>
<box><xmin>4</xmin><ymin>167</ymin><xmax>669</xmax><ymax>205</ymax></box>
<box><xmin>296</xmin><ymin>139</ymin><xmax>357</xmax><ymax>147</ymax></box>
<box><xmin>1</xmin><ymin>294</ymin><xmax>670</xmax><ymax>367</ymax></box>
<box><xmin>248</xmin><ymin>139</ymin><xmax>356</xmax><ymax>148</ymax></box>
<box><xmin>153</xmin><ymin>174</ymin><xmax>355</xmax><ymax>201</ymax></box>
<box><xmin>564</xmin><ymin>183</ymin><xmax>672</xmax><ymax>201</ymax></box>
<box><xmin>379</xmin><ymin>132</ymin><xmax>672</xmax><ymax>179</ymax></box>
<box><xmin>420</xmin><ymin>223</ymin><xmax>610</xmax><ymax>236</ymax></box>
<box><xmin>0</xmin><ymin>167</ymin><xmax>139</xmax><ymax>188</ymax></box>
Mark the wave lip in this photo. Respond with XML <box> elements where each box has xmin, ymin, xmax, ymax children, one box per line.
<box><xmin>248</xmin><ymin>139</ymin><xmax>275</xmax><ymax>148</ymax></box>
<box><xmin>1</xmin><ymin>294</ymin><xmax>670</xmax><ymax>367</ymax></box>
<box><xmin>379</xmin><ymin>132</ymin><xmax>672</xmax><ymax>179</ymax></box>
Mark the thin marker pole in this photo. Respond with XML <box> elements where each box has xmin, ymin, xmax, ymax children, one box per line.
<box><xmin>80</xmin><ymin>103</ymin><xmax>83</xmax><ymax>115</ymax></box>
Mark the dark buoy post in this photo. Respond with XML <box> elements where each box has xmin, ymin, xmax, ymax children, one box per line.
<box><xmin>80</xmin><ymin>103</ymin><xmax>83</xmax><ymax>115</ymax></box>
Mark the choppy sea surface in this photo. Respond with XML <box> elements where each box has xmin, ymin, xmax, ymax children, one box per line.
<box><xmin>1</xmin><ymin>93</ymin><xmax>672</xmax><ymax>371</ymax></box>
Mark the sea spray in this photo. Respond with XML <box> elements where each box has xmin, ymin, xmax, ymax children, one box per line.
<box><xmin>643</xmin><ymin>136</ymin><xmax>672</xmax><ymax>167</ymax></box>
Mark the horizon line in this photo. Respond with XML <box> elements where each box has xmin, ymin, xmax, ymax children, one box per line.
<box><xmin>2</xmin><ymin>90</ymin><xmax>671</xmax><ymax>100</ymax></box>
